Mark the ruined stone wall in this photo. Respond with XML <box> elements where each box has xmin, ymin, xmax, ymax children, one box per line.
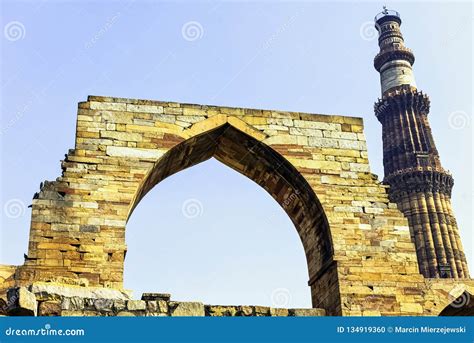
<box><xmin>2</xmin><ymin>280</ymin><xmax>472</xmax><ymax>317</ymax></box>
<box><xmin>0</xmin><ymin>95</ymin><xmax>472</xmax><ymax>316</ymax></box>
<box><xmin>2</xmin><ymin>283</ymin><xmax>325</xmax><ymax>317</ymax></box>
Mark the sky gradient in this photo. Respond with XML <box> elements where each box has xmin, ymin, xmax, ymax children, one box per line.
<box><xmin>1</xmin><ymin>0</ymin><xmax>472</xmax><ymax>308</ymax></box>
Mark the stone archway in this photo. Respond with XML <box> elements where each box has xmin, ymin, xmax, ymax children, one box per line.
<box><xmin>4</xmin><ymin>95</ymin><xmax>472</xmax><ymax>316</ymax></box>
<box><xmin>128</xmin><ymin>122</ymin><xmax>333</xmax><ymax>269</ymax></box>
<box><xmin>126</xmin><ymin>122</ymin><xmax>334</xmax><ymax>308</ymax></box>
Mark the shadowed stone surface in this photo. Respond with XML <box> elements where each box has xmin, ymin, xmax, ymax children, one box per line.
<box><xmin>38</xmin><ymin>301</ymin><xmax>61</xmax><ymax>316</ymax></box>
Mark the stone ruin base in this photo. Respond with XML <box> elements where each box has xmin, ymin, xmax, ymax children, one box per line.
<box><xmin>0</xmin><ymin>283</ymin><xmax>325</xmax><ymax>317</ymax></box>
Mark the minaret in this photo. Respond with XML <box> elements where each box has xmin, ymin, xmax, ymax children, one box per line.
<box><xmin>373</xmin><ymin>8</ymin><xmax>469</xmax><ymax>278</ymax></box>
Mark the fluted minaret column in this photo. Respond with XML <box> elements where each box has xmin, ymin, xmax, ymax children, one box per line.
<box><xmin>373</xmin><ymin>8</ymin><xmax>469</xmax><ymax>278</ymax></box>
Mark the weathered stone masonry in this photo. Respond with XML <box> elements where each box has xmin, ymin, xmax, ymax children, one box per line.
<box><xmin>0</xmin><ymin>8</ymin><xmax>472</xmax><ymax>317</ymax></box>
<box><xmin>1</xmin><ymin>94</ymin><xmax>472</xmax><ymax>316</ymax></box>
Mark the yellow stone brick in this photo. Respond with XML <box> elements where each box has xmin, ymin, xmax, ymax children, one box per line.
<box><xmin>288</xmin><ymin>158</ymin><xmax>341</xmax><ymax>170</ymax></box>
<box><xmin>182</xmin><ymin>114</ymin><xmax>227</xmax><ymax>138</ymax></box>
<box><xmin>242</xmin><ymin>116</ymin><xmax>268</xmax><ymax>125</ymax></box>
<box><xmin>400</xmin><ymin>303</ymin><xmax>423</xmax><ymax>314</ymax></box>
<box><xmin>182</xmin><ymin>107</ymin><xmax>207</xmax><ymax>116</ymax></box>
<box><xmin>227</xmin><ymin>117</ymin><xmax>267</xmax><ymax>141</ymax></box>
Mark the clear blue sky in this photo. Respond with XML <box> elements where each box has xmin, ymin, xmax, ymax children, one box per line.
<box><xmin>1</xmin><ymin>1</ymin><xmax>472</xmax><ymax>308</ymax></box>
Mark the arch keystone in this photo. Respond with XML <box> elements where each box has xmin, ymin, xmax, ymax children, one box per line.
<box><xmin>227</xmin><ymin>116</ymin><xmax>267</xmax><ymax>141</ymax></box>
<box><xmin>183</xmin><ymin>114</ymin><xmax>227</xmax><ymax>138</ymax></box>
<box><xmin>182</xmin><ymin>114</ymin><xmax>268</xmax><ymax>141</ymax></box>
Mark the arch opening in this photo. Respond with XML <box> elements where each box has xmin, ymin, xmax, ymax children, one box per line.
<box><xmin>125</xmin><ymin>124</ymin><xmax>334</xmax><ymax>308</ymax></box>
<box><xmin>125</xmin><ymin>157</ymin><xmax>313</xmax><ymax>307</ymax></box>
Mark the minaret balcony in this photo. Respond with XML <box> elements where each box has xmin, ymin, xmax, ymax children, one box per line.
<box><xmin>374</xmin><ymin>46</ymin><xmax>415</xmax><ymax>71</ymax></box>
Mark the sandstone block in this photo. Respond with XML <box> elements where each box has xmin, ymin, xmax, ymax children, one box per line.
<box><xmin>146</xmin><ymin>300</ymin><xmax>168</xmax><ymax>313</ymax></box>
<box><xmin>182</xmin><ymin>107</ymin><xmax>207</xmax><ymax>116</ymax></box>
<box><xmin>106</xmin><ymin>146</ymin><xmax>165</xmax><ymax>159</ymax></box>
<box><xmin>169</xmin><ymin>301</ymin><xmax>204</xmax><ymax>316</ymax></box>
<box><xmin>323</xmin><ymin>131</ymin><xmax>357</xmax><ymax>140</ymax></box>
<box><xmin>7</xmin><ymin>287</ymin><xmax>37</xmax><ymax>316</ymax></box>
<box><xmin>227</xmin><ymin>116</ymin><xmax>267</xmax><ymax>141</ymax></box>
<box><xmin>94</xmin><ymin>298</ymin><xmax>114</xmax><ymax>312</ymax></box>
<box><xmin>270</xmin><ymin>111</ymin><xmax>299</xmax><ymax>119</ymax></box>
<box><xmin>90</xmin><ymin>102</ymin><xmax>126</xmax><ymax>111</ymax></box>
<box><xmin>129</xmin><ymin>123</ymin><xmax>182</xmax><ymax>133</ymax></box>
<box><xmin>164</xmin><ymin>107</ymin><xmax>183</xmax><ymax>115</ymax></box>
<box><xmin>80</xmin><ymin>225</ymin><xmax>99</xmax><ymax>233</ymax></box>
<box><xmin>98</xmin><ymin>111</ymin><xmax>133</xmax><ymax>123</ymax></box>
<box><xmin>242</xmin><ymin>116</ymin><xmax>268</xmax><ymax>125</ymax></box>
<box><xmin>113</xmin><ymin>299</ymin><xmax>126</xmax><ymax>311</ymax></box>
<box><xmin>339</xmin><ymin>140</ymin><xmax>367</xmax><ymax>151</ymax></box>
<box><xmin>141</xmin><ymin>293</ymin><xmax>171</xmax><ymax>301</ymax></box>
<box><xmin>126</xmin><ymin>104</ymin><xmax>163</xmax><ymax>114</ymax></box>
<box><xmin>176</xmin><ymin>115</ymin><xmax>206</xmax><ymax>123</ymax></box>
<box><xmin>30</xmin><ymin>282</ymin><xmax>130</xmax><ymax>301</ymax></box>
<box><xmin>62</xmin><ymin>297</ymin><xmax>85</xmax><ymax>311</ymax></box>
<box><xmin>289</xmin><ymin>159</ymin><xmax>341</xmax><ymax>170</ymax></box>
<box><xmin>400</xmin><ymin>302</ymin><xmax>423</xmax><ymax>314</ymax></box>
<box><xmin>349</xmin><ymin>163</ymin><xmax>370</xmax><ymax>172</ymax></box>
<box><xmin>152</xmin><ymin>114</ymin><xmax>176</xmax><ymax>123</ymax></box>
<box><xmin>270</xmin><ymin>308</ymin><xmax>289</xmax><ymax>316</ymax></box>
<box><xmin>268</xmin><ymin>124</ymin><xmax>289</xmax><ymax>131</ymax></box>
<box><xmin>294</xmin><ymin>120</ymin><xmax>339</xmax><ymax>131</ymax></box>
<box><xmin>104</xmin><ymin>219</ymin><xmax>127</xmax><ymax>227</ymax></box>
<box><xmin>38</xmin><ymin>301</ymin><xmax>61</xmax><ymax>316</ymax></box>
<box><xmin>238</xmin><ymin>306</ymin><xmax>254</xmax><ymax>316</ymax></box>
<box><xmin>100</xmin><ymin>131</ymin><xmax>143</xmax><ymax>142</ymax></box>
<box><xmin>289</xmin><ymin>127</ymin><xmax>323</xmax><ymax>137</ymax></box>
<box><xmin>291</xmin><ymin>308</ymin><xmax>326</xmax><ymax>316</ymax></box>
<box><xmin>206</xmin><ymin>305</ymin><xmax>238</xmax><ymax>316</ymax></box>
<box><xmin>263</xmin><ymin>135</ymin><xmax>298</xmax><ymax>145</ymax></box>
<box><xmin>127</xmin><ymin>300</ymin><xmax>146</xmax><ymax>311</ymax></box>
<box><xmin>175</xmin><ymin>120</ymin><xmax>193</xmax><ymax>128</ymax></box>
<box><xmin>351</xmin><ymin>125</ymin><xmax>364</xmax><ymax>133</ymax></box>
<box><xmin>308</xmin><ymin>137</ymin><xmax>339</xmax><ymax>148</ymax></box>
<box><xmin>254</xmin><ymin>306</ymin><xmax>270</xmax><ymax>316</ymax></box>
<box><xmin>364</xmin><ymin>207</ymin><xmax>384</xmax><ymax>214</ymax></box>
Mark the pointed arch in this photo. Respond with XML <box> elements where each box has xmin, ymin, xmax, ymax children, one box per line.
<box><xmin>127</xmin><ymin>121</ymin><xmax>334</xmax><ymax>289</ymax></box>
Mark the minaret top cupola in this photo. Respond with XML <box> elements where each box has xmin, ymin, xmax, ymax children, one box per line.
<box><xmin>374</xmin><ymin>7</ymin><xmax>417</xmax><ymax>95</ymax></box>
